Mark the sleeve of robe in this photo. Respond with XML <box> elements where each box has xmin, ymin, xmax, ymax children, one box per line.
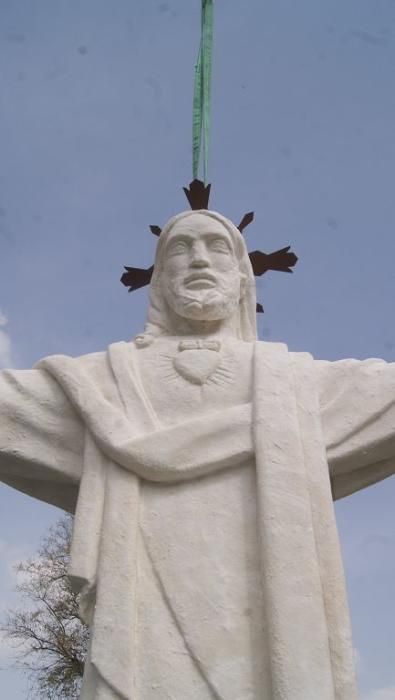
<box><xmin>0</xmin><ymin>368</ymin><xmax>83</xmax><ymax>513</ymax></box>
<box><xmin>315</xmin><ymin>357</ymin><xmax>395</xmax><ymax>500</ymax></box>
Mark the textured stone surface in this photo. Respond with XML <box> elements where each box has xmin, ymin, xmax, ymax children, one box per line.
<box><xmin>1</xmin><ymin>210</ymin><xmax>395</xmax><ymax>698</ymax></box>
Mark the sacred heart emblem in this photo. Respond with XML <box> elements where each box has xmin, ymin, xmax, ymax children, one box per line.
<box><xmin>173</xmin><ymin>349</ymin><xmax>222</xmax><ymax>385</ymax></box>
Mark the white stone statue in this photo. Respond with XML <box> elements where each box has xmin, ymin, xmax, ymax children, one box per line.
<box><xmin>1</xmin><ymin>207</ymin><xmax>395</xmax><ymax>700</ymax></box>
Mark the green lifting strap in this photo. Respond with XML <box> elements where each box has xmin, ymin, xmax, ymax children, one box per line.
<box><xmin>192</xmin><ymin>0</ymin><xmax>213</xmax><ymax>184</ymax></box>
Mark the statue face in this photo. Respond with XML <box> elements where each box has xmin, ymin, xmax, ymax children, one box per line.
<box><xmin>160</xmin><ymin>213</ymin><xmax>244</xmax><ymax>322</ymax></box>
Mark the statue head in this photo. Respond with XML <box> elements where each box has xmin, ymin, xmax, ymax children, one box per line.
<box><xmin>137</xmin><ymin>210</ymin><xmax>257</xmax><ymax>345</ymax></box>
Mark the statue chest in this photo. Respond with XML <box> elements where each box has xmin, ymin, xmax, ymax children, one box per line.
<box><xmin>136</xmin><ymin>338</ymin><xmax>254</xmax><ymax>425</ymax></box>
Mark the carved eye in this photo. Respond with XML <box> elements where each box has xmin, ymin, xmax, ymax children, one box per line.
<box><xmin>210</xmin><ymin>237</ymin><xmax>230</xmax><ymax>253</ymax></box>
<box><xmin>168</xmin><ymin>240</ymin><xmax>189</xmax><ymax>256</ymax></box>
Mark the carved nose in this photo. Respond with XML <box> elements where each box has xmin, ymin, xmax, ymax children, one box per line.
<box><xmin>190</xmin><ymin>241</ymin><xmax>210</xmax><ymax>267</ymax></box>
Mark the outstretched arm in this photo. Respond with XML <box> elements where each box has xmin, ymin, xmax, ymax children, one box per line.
<box><xmin>316</xmin><ymin>357</ymin><xmax>395</xmax><ymax>500</ymax></box>
<box><xmin>0</xmin><ymin>367</ymin><xmax>83</xmax><ymax>513</ymax></box>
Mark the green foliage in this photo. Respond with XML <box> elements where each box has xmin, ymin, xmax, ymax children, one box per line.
<box><xmin>1</xmin><ymin>516</ymin><xmax>89</xmax><ymax>699</ymax></box>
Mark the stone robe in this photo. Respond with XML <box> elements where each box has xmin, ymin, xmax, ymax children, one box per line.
<box><xmin>0</xmin><ymin>339</ymin><xmax>395</xmax><ymax>700</ymax></box>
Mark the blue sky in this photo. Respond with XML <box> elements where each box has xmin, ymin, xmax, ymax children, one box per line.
<box><xmin>0</xmin><ymin>1</ymin><xmax>395</xmax><ymax>697</ymax></box>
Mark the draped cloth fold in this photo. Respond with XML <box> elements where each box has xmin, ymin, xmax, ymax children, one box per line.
<box><xmin>39</xmin><ymin>341</ymin><xmax>357</xmax><ymax>700</ymax></box>
<box><xmin>254</xmin><ymin>344</ymin><xmax>357</xmax><ymax>700</ymax></box>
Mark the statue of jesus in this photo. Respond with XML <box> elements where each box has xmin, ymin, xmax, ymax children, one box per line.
<box><xmin>1</xmin><ymin>204</ymin><xmax>394</xmax><ymax>700</ymax></box>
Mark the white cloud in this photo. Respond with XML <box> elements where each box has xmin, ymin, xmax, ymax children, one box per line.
<box><xmin>361</xmin><ymin>687</ymin><xmax>395</xmax><ymax>700</ymax></box>
<box><xmin>0</xmin><ymin>309</ymin><xmax>13</xmax><ymax>368</ymax></box>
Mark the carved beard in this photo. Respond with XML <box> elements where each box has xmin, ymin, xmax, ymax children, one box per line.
<box><xmin>162</xmin><ymin>272</ymin><xmax>242</xmax><ymax>322</ymax></box>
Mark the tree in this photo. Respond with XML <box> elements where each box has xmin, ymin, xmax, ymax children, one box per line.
<box><xmin>1</xmin><ymin>516</ymin><xmax>89</xmax><ymax>699</ymax></box>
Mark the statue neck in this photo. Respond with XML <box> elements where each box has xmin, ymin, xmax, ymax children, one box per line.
<box><xmin>167</xmin><ymin>313</ymin><xmax>240</xmax><ymax>341</ymax></box>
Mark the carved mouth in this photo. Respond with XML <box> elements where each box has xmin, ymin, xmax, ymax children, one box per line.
<box><xmin>184</xmin><ymin>272</ymin><xmax>217</xmax><ymax>289</ymax></box>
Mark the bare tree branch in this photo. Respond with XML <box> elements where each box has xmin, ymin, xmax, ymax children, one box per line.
<box><xmin>0</xmin><ymin>515</ymin><xmax>89</xmax><ymax>699</ymax></box>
